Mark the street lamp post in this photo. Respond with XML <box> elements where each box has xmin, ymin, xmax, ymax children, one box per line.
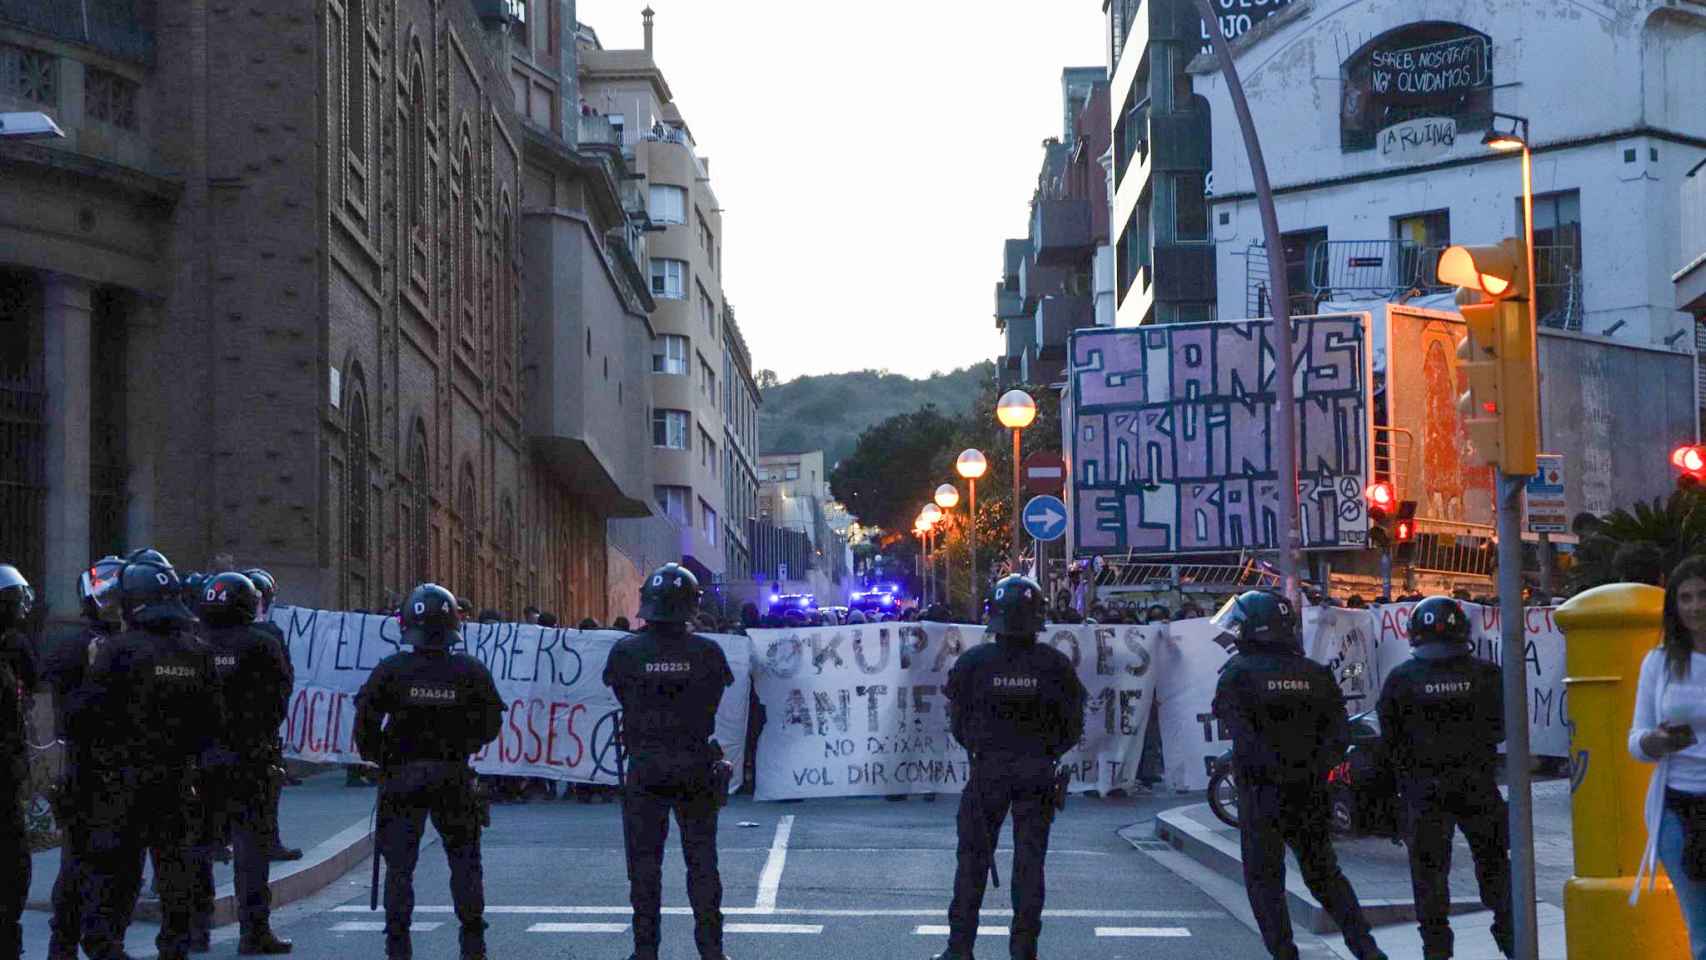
<box><xmin>920</xmin><ymin>504</ymin><xmax>942</xmax><ymax>610</ymax></box>
<box><xmin>956</xmin><ymin>449</ymin><xmax>987</xmax><ymax>613</ymax></box>
<box><xmin>1483</xmin><ymin>111</ymin><xmax>1542</xmax><ymax>960</ymax></box>
<box><xmin>996</xmin><ymin>390</ymin><xmax>1037</xmax><ymax>576</ymax></box>
<box><xmin>935</xmin><ymin>483</ymin><xmax>960</xmax><ymax>614</ymax></box>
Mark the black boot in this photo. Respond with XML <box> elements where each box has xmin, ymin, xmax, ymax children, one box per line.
<box><xmin>267</xmin><ymin>845</ymin><xmax>303</xmax><ymax>862</ymax></box>
<box><xmin>238</xmin><ymin>929</ymin><xmax>294</xmax><ymax>955</ymax></box>
<box><xmin>189</xmin><ymin>927</ymin><xmax>212</xmax><ymax>953</ymax></box>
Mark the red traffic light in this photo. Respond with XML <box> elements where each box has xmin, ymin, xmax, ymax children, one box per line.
<box><xmin>1395</xmin><ymin>518</ymin><xmax>1416</xmax><ymax>543</ymax></box>
<box><xmin>1674</xmin><ymin>445</ymin><xmax>1706</xmax><ymax>475</ymax></box>
<box><xmin>1364</xmin><ymin>481</ymin><xmax>1396</xmax><ymax>520</ymax></box>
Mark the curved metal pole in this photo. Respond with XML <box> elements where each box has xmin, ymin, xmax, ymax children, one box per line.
<box><xmin>1191</xmin><ymin>0</ymin><xmax>1301</xmax><ymax>602</ymax></box>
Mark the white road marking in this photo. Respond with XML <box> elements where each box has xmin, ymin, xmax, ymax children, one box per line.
<box><xmin>724</xmin><ymin>923</ymin><xmax>824</xmax><ymax>934</ymax></box>
<box><xmin>335</xmin><ymin>904</ymin><xmax>1223</xmax><ymax>919</ymax></box>
<box><xmin>914</xmin><ymin>925</ymin><xmax>1009</xmax><ymax>936</ymax></box>
<box><xmin>754</xmin><ymin>814</ymin><xmax>795</xmax><ymax>913</ymax></box>
<box><xmin>526</xmin><ymin>922</ymin><xmax>630</xmax><ymax>934</ymax></box>
<box><xmin>330</xmin><ymin>921</ymin><xmax>441</xmax><ymax>932</ymax></box>
<box><xmin>1095</xmin><ymin>926</ymin><xmax>1193</xmax><ymax>938</ymax></box>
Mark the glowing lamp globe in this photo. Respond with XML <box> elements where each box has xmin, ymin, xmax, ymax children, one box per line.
<box><xmin>956</xmin><ymin>449</ymin><xmax>988</xmax><ymax>479</ymax></box>
<box><xmin>934</xmin><ymin>484</ymin><xmax>960</xmax><ymax>509</ymax></box>
<box><xmin>996</xmin><ymin>390</ymin><xmax>1037</xmax><ymax>430</ymax></box>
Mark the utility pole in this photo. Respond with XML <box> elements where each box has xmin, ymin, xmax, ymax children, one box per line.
<box><xmin>1191</xmin><ymin>0</ymin><xmax>1301</xmax><ymax>603</ymax></box>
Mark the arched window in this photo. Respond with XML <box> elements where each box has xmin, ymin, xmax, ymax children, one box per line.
<box><xmin>459</xmin><ymin>462</ymin><xmax>478</xmax><ymax>602</ymax></box>
<box><xmin>498</xmin><ymin>198</ymin><xmax>513</xmax><ymax>385</ymax></box>
<box><xmin>347</xmin><ymin>391</ymin><xmax>369</xmax><ymax>559</ymax></box>
<box><xmin>499</xmin><ymin>496</ymin><xmax>517</xmax><ymax>617</ymax></box>
<box><xmin>406</xmin><ymin>425</ymin><xmax>431</xmax><ymax>583</ymax></box>
<box><xmin>409</xmin><ymin>58</ymin><xmax>426</xmax><ymax>236</ymax></box>
<box><xmin>347</xmin><ymin>0</ymin><xmax>366</xmax><ymax>163</ymax></box>
<box><xmin>460</xmin><ymin>136</ymin><xmax>475</xmax><ymax>315</ymax></box>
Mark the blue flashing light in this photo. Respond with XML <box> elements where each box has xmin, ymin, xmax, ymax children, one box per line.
<box><xmin>770</xmin><ymin>593</ymin><xmax>780</xmax><ymax>603</ymax></box>
<box><xmin>881</xmin><ymin>595</ymin><xmax>894</xmax><ymax>606</ymax></box>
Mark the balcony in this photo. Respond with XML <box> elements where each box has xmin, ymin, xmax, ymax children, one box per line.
<box><xmin>578</xmin><ymin>114</ymin><xmax>621</xmax><ymax>148</ymax></box>
<box><xmin>1033</xmin><ymin>197</ymin><xmax>1093</xmax><ymax>267</ymax></box>
<box><xmin>994</xmin><ymin>282</ymin><xmax>1025</xmax><ymax>330</ymax></box>
<box><xmin>1308</xmin><ymin>240</ymin><xmax>1450</xmax><ymax>301</ymax></box>
<box><xmin>0</xmin><ymin>0</ymin><xmax>154</xmax><ymax>63</ymax></box>
<box><xmin>1036</xmin><ymin>295</ymin><xmax>1094</xmax><ymax>347</ymax></box>
<box><xmin>1003</xmin><ymin>238</ymin><xmax>1032</xmax><ymax>289</ymax></box>
<box><xmin>1019</xmin><ymin>253</ymin><xmax>1069</xmax><ymax>311</ymax></box>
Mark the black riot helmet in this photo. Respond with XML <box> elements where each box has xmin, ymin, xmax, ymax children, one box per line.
<box><xmin>0</xmin><ymin>564</ymin><xmax>35</xmax><ymax>634</ymax></box>
<box><xmin>1210</xmin><ymin>590</ymin><xmax>1300</xmax><ymax>651</ymax></box>
<box><xmin>79</xmin><ymin>555</ymin><xmax>126</xmax><ymax>625</ymax></box>
<box><xmin>638</xmin><ymin>563</ymin><xmax>701</xmax><ymax>625</ymax></box>
<box><xmin>118</xmin><ymin>548</ymin><xmax>195</xmax><ymax>629</ymax></box>
<box><xmin>199</xmin><ymin>572</ymin><xmax>262</xmax><ymax>628</ymax></box>
<box><xmin>243</xmin><ymin>568</ymin><xmax>278</xmax><ymax>616</ymax></box>
<box><xmin>987</xmin><ymin>574</ymin><xmax>1047</xmax><ymax>637</ymax></box>
<box><xmin>401</xmin><ymin>583</ymin><xmax>461</xmax><ymax>648</ymax></box>
<box><xmin>180</xmin><ymin>572</ymin><xmax>209</xmax><ymax>608</ymax></box>
<box><xmin>1408</xmin><ymin>595</ymin><xmax>1471</xmax><ymax>646</ymax></box>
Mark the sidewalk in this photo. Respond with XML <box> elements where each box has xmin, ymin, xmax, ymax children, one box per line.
<box><xmin>1137</xmin><ymin>778</ymin><xmax>1574</xmax><ymax>958</ymax></box>
<box><xmin>25</xmin><ymin>769</ymin><xmax>375</xmax><ymax>936</ymax></box>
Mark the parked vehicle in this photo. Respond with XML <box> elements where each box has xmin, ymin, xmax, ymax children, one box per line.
<box><xmin>1206</xmin><ymin>709</ymin><xmax>1399</xmax><ymax>839</ymax></box>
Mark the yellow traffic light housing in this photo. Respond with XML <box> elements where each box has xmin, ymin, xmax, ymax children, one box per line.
<box><xmin>1442</xmin><ymin>238</ymin><xmax>1539</xmax><ymax>476</ymax></box>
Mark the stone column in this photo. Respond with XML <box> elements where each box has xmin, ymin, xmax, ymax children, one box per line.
<box><xmin>41</xmin><ymin>272</ymin><xmax>92</xmax><ymax>622</ymax></box>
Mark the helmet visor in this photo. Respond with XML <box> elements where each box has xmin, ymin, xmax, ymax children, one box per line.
<box><xmin>1208</xmin><ymin>595</ymin><xmax>1248</xmax><ymax>637</ymax></box>
<box><xmin>80</xmin><ymin>563</ymin><xmax>123</xmax><ymax>616</ymax></box>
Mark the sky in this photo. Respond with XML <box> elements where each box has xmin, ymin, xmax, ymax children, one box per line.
<box><xmin>572</xmin><ymin>0</ymin><xmax>1109</xmax><ymax>383</ymax></box>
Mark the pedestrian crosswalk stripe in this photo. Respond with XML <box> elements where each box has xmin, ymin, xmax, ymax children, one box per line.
<box><xmin>914</xmin><ymin>925</ymin><xmax>1008</xmax><ymax>936</ymax></box>
<box><xmin>330</xmin><ymin>921</ymin><xmax>442</xmax><ymax>932</ymax></box>
<box><xmin>1094</xmin><ymin>927</ymin><xmax>1192</xmax><ymax>938</ymax></box>
<box><xmin>336</xmin><ymin>904</ymin><xmax>1223</xmax><ymax>919</ymax></box>
<box><xmin>725</xmin><ymin>923</ymin><xmax>824</xmax><ymax>934</ymax></box>
<box><xmin>527</xmin><ymin>922</ymin><xmax>630</xmax><ymax>933</ymax></box>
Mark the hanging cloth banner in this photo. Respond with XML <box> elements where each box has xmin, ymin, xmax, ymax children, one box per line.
<box><xmin>268</xmin><ymin>607</ymin><xmax>751</xmax><ymax>788</ymax></box>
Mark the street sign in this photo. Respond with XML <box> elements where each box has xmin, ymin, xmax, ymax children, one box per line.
<box><xmin>1022</xmin><ymin>495</ymin><xmax>1068</xmax><ymax>542</ymax></box>
<box><xmin>1524</xmin><ymin>453</ymin><xmax>1568</xmax><ymax>534</ymax></box>
<box><xmin>1023</xmin><ymin>451</ymin><xmax>1066</xmax><ymax>496</ymax></box>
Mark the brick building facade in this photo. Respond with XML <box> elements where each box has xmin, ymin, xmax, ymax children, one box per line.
<box><xmin>0</xmin><ymin>0</ymin><xmax>660</xmax><ymax>623</ymax></box>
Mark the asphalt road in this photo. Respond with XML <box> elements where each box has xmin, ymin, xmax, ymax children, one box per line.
<box><xmin>259</xmin><ymin>789</ymin><xmax>1269</xmax><ymax>960</ymax></box>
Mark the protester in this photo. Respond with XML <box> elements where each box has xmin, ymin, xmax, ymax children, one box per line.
<box><xmin>1630</xmin><ymin>555</ymin><xmax>1706</xmax><ymax>959</ymax></box>
<box><xmin>0</xmin><ymin>564</ymin><xmax>35</xmax><ymax>960</ymax></box>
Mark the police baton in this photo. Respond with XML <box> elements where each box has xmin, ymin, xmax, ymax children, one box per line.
<box><xmin>362</xmin><ymin>760</ymin><xmax>383</xmax><ymax>911</ymax></box>
<box><xmin>965</xmin><ymin>752</ymin><xmax>999</xmax><ymax>889</ymax></box>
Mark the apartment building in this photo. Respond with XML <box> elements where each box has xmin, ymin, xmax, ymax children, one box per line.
<box><xmin>722</xmin><ymin>304</ymin><xmax>761</xmax><ymax>580</ymax></box>
<box><xmin>580</xmin><ymin>9</ymin><xmax>735</xmax><ymax>578</ymax></box>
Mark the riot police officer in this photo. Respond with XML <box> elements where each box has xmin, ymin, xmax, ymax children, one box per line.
<box><xmin>1377</xmin><ymin>596</ymin><xmax>1513</xmax><ymax>960</ymax></box>
<box><xmin>934</xmin><ymin>574</ymin><xmax>1085</xmax><ymax>960</ymax></box>
<box><xmin>41</xmin><ymin>556</ymin><xmax>126</xmax><ymax>960</ymax></box>
<box><xmin>190</xmin><ymin>572</ymin><xmax>294</xmax><ymax>954</ymax></box>
<box><xmin>0</xmin><ymin>563</ymin><xmax>36</xmax><ymax>960</ymax></box>
<box><xmin>72</xmin><ymin>548</ymin><xmax>226</xmax><ymax>960</ymax></box>
<box><xmin>354</xmin><ymin>583</ymin><xmax>502</xmax><ymax>960</ymax></box>
<box><xmin>603</xmin><ymin>563</ymin><xmax>735</xmax><ymax>960</ymax></box>
<box><xmin>245</xmin><ymin>568</ymin><xmax>302</xmax><ymax>863</ymax></box>
<box><xmin>1211</xmin><ymin>590</ymin><xmax>1387</xmax><ymax>960</ymax></box>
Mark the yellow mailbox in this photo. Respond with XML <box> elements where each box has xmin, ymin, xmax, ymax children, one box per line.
<box><xmin>1558</xmin><ymin>582</ymin><xmax>1688</xmax><ymax>957</ymax></box>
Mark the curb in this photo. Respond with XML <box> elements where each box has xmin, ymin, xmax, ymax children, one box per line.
<box><xmin>27</xmin><ymin>818</ymin><xmax>374</xmax><ymax>926</ymax></box>
<box><xmin>1148</xmin><ymin>803</ymin><xmax>1483</xmax><ymax>933</ymax></box>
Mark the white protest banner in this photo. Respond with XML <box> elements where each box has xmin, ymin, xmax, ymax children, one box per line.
<box><xmin>1153</xmin><ymin>617</ymin><xmax>1235</xmax><ymax>793</ymax></box>
<box><xmin>1368</xmin><ymin>601</ymin><xmax>1569</xmax><ymax>758</ymax></box>
<box><xmin>1303</xmin><ymin>605</ymin><xmax>1385</xmax><ymax>711</ymax></box>
<box><xmin>269</xmin><ymin>607</ymin><xmax>751</xmax><ymax>787</ymax></box>
<box><xmin>747</xmin><ymin>622</ymin><xmax>1158</xmax><ymax>801</ymax></box>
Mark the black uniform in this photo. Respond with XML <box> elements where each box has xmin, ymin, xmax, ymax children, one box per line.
<box><xmin>190</xmin><ymin>622</ymin><xmax>294</xmax><ymax>941</ymax></box>
<box><xmin>40</xmin><ymin>623</ymin><xmax>123</xmax><ymax>958</ymax></box>
<box><xmin>71</xmin><ymin>625</ymin><xmax>225</xmax><ymax>960</ymax></box>
<box><xmin>0</xmin><ymin>627</ymin><xmax>33</xmax><ymax>960</ymax></box>
<box><xmin>943</xmin><ymin>636</ymin><xmax>1085</xmax><ymax>960</ymax></box>
<box><xmin>1378</xmin><ymin>643</ymin><xmax>1512</xmax><ymax>959</ymax></box>
<box><xmin>1214</xmin><ymin>646</ymin><xmax>1381</xmax><ymax>960</ymax></box>
<box><xmin>603</xmin><ymin>624</ymin><xmax>734</xmax><ymax>960</ymax></box>
<box><xmin>254</xmin><ymin>615</ymin><xmax>296</xmax><ymax>858</ymax></box>
<box><xmin>355</xmin><ymin>644</ymin><xmax>502</xmax><ymax>960</ymax></box>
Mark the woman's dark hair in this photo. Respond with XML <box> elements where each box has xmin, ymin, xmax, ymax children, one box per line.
<box><xmin>1662</xmin><ymin>555</ymin><xmax>1706</xmax><ymax>679</ymax></box>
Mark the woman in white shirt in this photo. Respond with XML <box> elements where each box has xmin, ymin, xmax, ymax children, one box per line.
<box><xmin>1629</xmin><ymin>556</ymin><xmax>1706</xmax><ymax>959</ymax></box>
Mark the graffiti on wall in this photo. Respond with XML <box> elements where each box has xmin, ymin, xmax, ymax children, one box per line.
<box><xmin>1385</xmin><ymin>306</ymin><xmax>1495</xmax><ymax>527</ymax></box>
<box><xmin>1069</xmin><ymin>315</ymin><xmax>1372</xmax><ymax>556</ymax></box>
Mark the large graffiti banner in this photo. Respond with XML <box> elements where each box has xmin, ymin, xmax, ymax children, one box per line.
<box><xmin>1069</xmin><ymin>315</ymin><xmax>1373</xmax><ymax>555</ymax></box>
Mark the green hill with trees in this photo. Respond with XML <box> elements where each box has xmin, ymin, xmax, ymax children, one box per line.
<box><xmin>757</xmin><ymin>362</ymin><xmax>996</xmax><ymax>466</ymax></box>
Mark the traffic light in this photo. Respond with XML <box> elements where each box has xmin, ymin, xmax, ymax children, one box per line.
<box><xmin>1364</xmin><ymin>481</ymin><xmax>1396</xmax><ymax>522</ymax></box>
<box><xmin>1439</xmin><ymin>238</ymin><xmax>1540</xmax><ymax>476</ymax></box>
<box><xmin>1394</xmin><ymin>500</ymin><xmax>1418</xmax><ymax>564</ymax></box>
<box><xmin>1673</xmin><ymin>445</ymin><xmax>1706</xmax><ymax>487</ymax></box>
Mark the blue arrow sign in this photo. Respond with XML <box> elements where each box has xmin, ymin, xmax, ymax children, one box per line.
<box><xmin>1023</xmin><ymin>495</ymin><xmax>1069</xmax><ymax>542</ymax></box>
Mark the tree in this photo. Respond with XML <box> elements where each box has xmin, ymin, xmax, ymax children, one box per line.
<box><xmin>829</xmin><ymin>406</ymin><xmax>960</xmax><ymax>534</ymax></box>
<box><xmin>1565</xmin><ymin>487</ymin><xmax>1706</xmax><ymax>592</ymax></box>
<box><xmin>756</xmin><ymin>369</ymin><xmax>780</xmax><ymax>390</ymax></box>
